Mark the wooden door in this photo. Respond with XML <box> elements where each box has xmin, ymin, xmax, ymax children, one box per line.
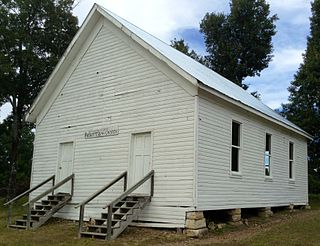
<box><xmin>57</xmin><ymin>142</ymin><xmax>74</xmax><ymax>194</ymax></box>
<box><xmin>129</xmin><ymin>133</ymin><xmax>151</xmax><ymax>194</ymax></box>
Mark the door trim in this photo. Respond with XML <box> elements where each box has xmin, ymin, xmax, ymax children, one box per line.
<box><xmin>55</xmin><ymin>141</ymin><xmax>75</xmax><ymax>187</ymax></box>
<box><xmin>127</xmin><ymin>131</ymin><xmax>153</xmax><ymax>191</ymax></box>
<box><xmin>127</xmin><ymin>130</ymin><xmax>154</xmax><ymax>172</ymax></box>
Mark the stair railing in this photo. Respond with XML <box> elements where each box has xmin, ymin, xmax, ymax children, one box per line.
<box><xmin>22</xmin><ymin>173</ymin><xmax>75</xmax><ymax>229</ymax></box>
<box><xmin>104</xmin><ymin>170</ymin><xmax>154</xmax><ymax>240</ymax></box>
<box><xmin>75</xmin><ymin>171</ymin><xmax>128</xmax><ymax>237</ymax></box>
<box><xmin>3</xmin><ymin>174</ymin><xmax>55</xmax><ymax>227</ymax></box>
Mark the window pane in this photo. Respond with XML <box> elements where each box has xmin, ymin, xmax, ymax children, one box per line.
<box><xmin>232</xmin><ymin>147</ymin><xmax>239</xmax><ymax>172</ymax></box>
<box><xmin>232</xmin><ymin>122</ymin><xmax>240</xmax><ymax>146</ymax></box>
<box><xmin>266</xmin><ymin>134</ymin><xmax>271</xmax><ymax>153</ymax></box>
<box><xmin>289</xmin><ymin>142</ymin><xmax>293</xmax><ymax>160</ymax></box>
<box><xmin>265</xmin><ymin>166</ymin><xmax>270</xmax><ymax>176</ymax></box>
<box><xmin>289</xmin><ymin>161</ymin><xmax>293</xmax><ymax>179</ymax></box>
<box><xmin>264</xmin><ymin>152</ymin><xmax>270</xmax><ymax>176</ymax></box>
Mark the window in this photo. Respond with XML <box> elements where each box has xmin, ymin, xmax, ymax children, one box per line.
<box><xmin>289</xmin><ymin>142</ymin><xmax>294</xmax><ymax>179</ymax></box>
<box><xmin>231</xmin><ymin>121</ymin><xmax>241</xmax><ymax>172</ymax></box>
<box><xmin>264</xmin><ymin>134</ymin><xmax>271</xmax><ymax>176</ymax></box>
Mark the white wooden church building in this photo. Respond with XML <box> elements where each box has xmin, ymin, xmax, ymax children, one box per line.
<box><xmin>26</xmin><ymin>4</ymin><xmax>311</xmax><ymax>230</ymax></box>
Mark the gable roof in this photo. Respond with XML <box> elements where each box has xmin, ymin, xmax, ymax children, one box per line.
<box><xmin>26</xmin><ymin>4</ymin><xmax>311</xmax><ymax>139</ymax></box>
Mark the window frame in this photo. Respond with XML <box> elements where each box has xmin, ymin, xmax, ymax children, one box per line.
<box><xmin>264</xmin><ymin>133</ymin><xmax>272</xmax><ymax>177</ymax></box>
<box><xmin>289</xmin><ymin>141</ymin><xmax>294</xmax><ymax>180</ymax></box>
<box><xmin>230</xmin><ymin>120</ymin><xmax>242</xmax><ymax>175</ymax></box>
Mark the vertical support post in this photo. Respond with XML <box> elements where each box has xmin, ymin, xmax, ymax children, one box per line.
<box><xmin>71</xmin><ymin>175</ymin><xmax>74</xmax><ymax>197</ymax></box>
<box><xmin>26</xmin><ymin>204</ymin><xmax>32</xmax><ymax>229</ymax></box>
<box><xmin>150</xmin><ymin>173</ymin><xmax>154</xmax><ymax>197</ymax></box>
<box><xmin>8</xmin><ymin>203</ymin><xmax>12</xmax><ymax>227</ymax></box>
<box><xmin>78</xmin><ymin>205</ymin><xmax>84</xmax><ymax>238</ymax></box>
<box><xmin>52</xmin><ymin>176</ymin><xmax>55</xmax><ymax>196</ymax></box>
<box><xmin>107</xmin><ymin>204</ymin><xmax>113</xmax><ymax>240</ymax></box>
<box><xmin>123</xmin><ymin>173</ymin><xmax>127</xmax><ymax>192</ymax></box>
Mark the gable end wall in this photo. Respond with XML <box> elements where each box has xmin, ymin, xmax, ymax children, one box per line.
<box><xmin>30</xmin><ymin>18</ymin><xmax>197</xmax><ymax>228</ymax></box>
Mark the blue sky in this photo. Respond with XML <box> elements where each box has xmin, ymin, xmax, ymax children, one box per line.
<box><xmin>0</xmin><ymin>0</ymin><xmax>313</xmax><ymax>121</ymax></box>
<box><xmin>173</xmin><ymin>1</ymin><xmax>311</xmax><ymax>109</ymax></box>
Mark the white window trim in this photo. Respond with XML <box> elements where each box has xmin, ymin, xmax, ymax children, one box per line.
<box><xmin>264</xmin><ymin>133</ymin><xmax>272</xmax><ymax>179</ymax></box>
<box><xmin>289</xmin><ymin>141</ymin><xmax>295</xmax><ymax>181</ymax></box>
<box><xmin>230</xmin><ymin>120</ymin><xmax>242</xmax><ymax>176</ymax></box>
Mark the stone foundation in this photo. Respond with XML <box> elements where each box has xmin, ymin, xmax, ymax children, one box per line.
<box><xmin>228</xmin><ymin>208</ymin><xmax>241</xmax><ymax>222</ymax></box>
<box><xmin>304</xmin><ymin>205</ymin><xmax>311</xmax><ymax>210</ymax></box>
<box><xmin>184</xmin><ymin>211</ymin><xmax>208</xmax><ymax>238</ymax></box>
<box><xmin>286</xmin><ymin>204</ymin><xmax>294</xmax><ymax>212</ymax></box>
<box><xmin>258</xmin><ymin>207</ymin><xmax>273</xmax><ymax>218</ymax></box>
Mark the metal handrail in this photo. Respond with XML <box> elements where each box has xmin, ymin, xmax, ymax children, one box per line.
<box><xmin>76</xmin><ymin>171</ymin><xmax>127</xmax><ymax>237</ymax></box>
<box><xmin>3</xmin><ymin>175</ymin><xmax>55</xmax><ymax>227</ymax></box>
<box><xmin>105</xmin><ymin>170</ymin><xmax>154</xmax><ymax>240</ymax></box>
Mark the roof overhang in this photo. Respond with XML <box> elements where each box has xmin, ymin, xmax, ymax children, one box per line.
<box><xmin>198</xmin><ymin>82</ymin><xmax>313</xmax><ymax>140</ymax></box>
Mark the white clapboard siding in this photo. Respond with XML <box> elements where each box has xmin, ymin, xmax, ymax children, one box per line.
<box><xmin>197</xmin><ymin>91</ymin><xmax>308</xmax><ymax>210</ymax></box>
<box><xmin>30</xmin><ymin>18</ymin><xmax>195</xmax><ymax>227</ymax></box>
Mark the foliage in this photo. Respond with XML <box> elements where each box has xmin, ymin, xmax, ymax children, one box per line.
<box><xmin>0</xmin><ymin>120</ymin><xmax>34</xmax><ymax>196</ymax></box>
<box><xmin>282</xmin><ymin>0</ymin><xmax>320</xmax><ymax>193</ymax></box>
<box><xmin>309</xmin><ymin>174</ymin><xmax>320</xmax><ymax>194</ymax></box>
<box><xmin>0</xmin><ymin>0</ymin><xmax>78</xmax><ymax>198</ymax></box>
<box><xmin>199</xmin><ymin>0</ymin><xmax>278</xmax><ymax>89</ymax></box>
<box><xmin>170</xmin><ymin>38</ymin><xmax>203</xmax><ymax>63</ymax></box>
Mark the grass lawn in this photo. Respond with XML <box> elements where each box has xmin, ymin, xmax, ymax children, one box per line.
<box><xmin>1</xmin><ymin>196</ymin><xmax>320</xmax><ymax>246</ymax></box>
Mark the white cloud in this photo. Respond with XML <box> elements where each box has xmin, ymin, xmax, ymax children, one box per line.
<box><xmin>269</xmin><ymin>0</ymin><xmax>311</xmax><ymax>25</ymax></box>
<box><xmin>270</xmin><ymin>47</ymin><xmax>304</xmax><ymax>73</ymax></box>
<box><xmin>246</xmin><ymin>47</ymin><xmax>304</xmax><ymax>109</ymax></box>
<box><xmin>269</xmin><ymin>0</ymin><xmax>310</xmax><ymax>11</ymax></box>
<box><xmin>73</xmin><ymin>0</ymin><xmax>228</xmax><ymax>41</ymax></box>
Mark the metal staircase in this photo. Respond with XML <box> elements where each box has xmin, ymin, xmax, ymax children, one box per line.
<box><xmin>4</xmin><ymin>174</ymin><xmax>74</xmax><ymax>230</ymax></box>
<box><xmin>77</xmin><ymin>170</ymin><xmax>154</xmax><ymax>240</ymax></box>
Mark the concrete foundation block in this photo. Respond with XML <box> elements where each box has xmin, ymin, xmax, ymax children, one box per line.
<box><xmin>228</xmin><ymin>208</ymin><xmax>241</xmax><ymax>215</ymax></box>
<box><xmin>186</xmin><ymin>211</ymin><xmax>204</xmax><ymax>220</ymax></box>
<box><xmin>184</xmin><ymin>228</ymin><xmax>208</xmax><ymax>238</ymax></box>
<box><xmin>185</xmin><ymin>218</ymin><xmax>206</xmax><ymax>229</ymax></box>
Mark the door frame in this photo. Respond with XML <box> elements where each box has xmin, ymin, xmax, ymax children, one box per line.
<box><xmin>127</xmin><ymin>130</ymin><xmax>154</xmax><ymax>187</ymax></box>
<box><xmin>55</xmin><ymin>139</ymin><xmax>76</xmax><ymax>186</ymax></box>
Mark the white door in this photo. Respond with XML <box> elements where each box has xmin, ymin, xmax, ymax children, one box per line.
<box><xmin>129</xmin><ymin>133</ymin><xmax>151</xmax><ymax>194</ymax></box>
<box><xmin>57</xmin><ymin>142</ymin><xmax>74</xmax><ymax>194</ymax></box>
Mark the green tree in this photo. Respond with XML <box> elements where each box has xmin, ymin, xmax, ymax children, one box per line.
<box><xmin>200</xmin><ymin>0</ymin><xmax>278</xmax><ymax>89</ymax></box>
<box><xmin>283</xmin><ymin>0</ymin><xmax>320</xmax><ymax>193</ymax></box>
<box><xmin>0</xmin><ymin>0</ymin><xmax>78</xmax><ymax>199</ymax></box>
<box><xmin>0</xmin><ymin>119</ymin><xmax>34</xmax><ymax>196</ymax></box>
<box><xmin>170</xmin><ymin>38</ymin><xmax>202</xmax><ymax>62</ymax></box>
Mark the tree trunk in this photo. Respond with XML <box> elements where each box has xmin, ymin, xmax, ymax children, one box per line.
<box><xmin>7</xmin><ymin>97</ymin><xmax>20</xmax><ymax>200</ymax></box>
